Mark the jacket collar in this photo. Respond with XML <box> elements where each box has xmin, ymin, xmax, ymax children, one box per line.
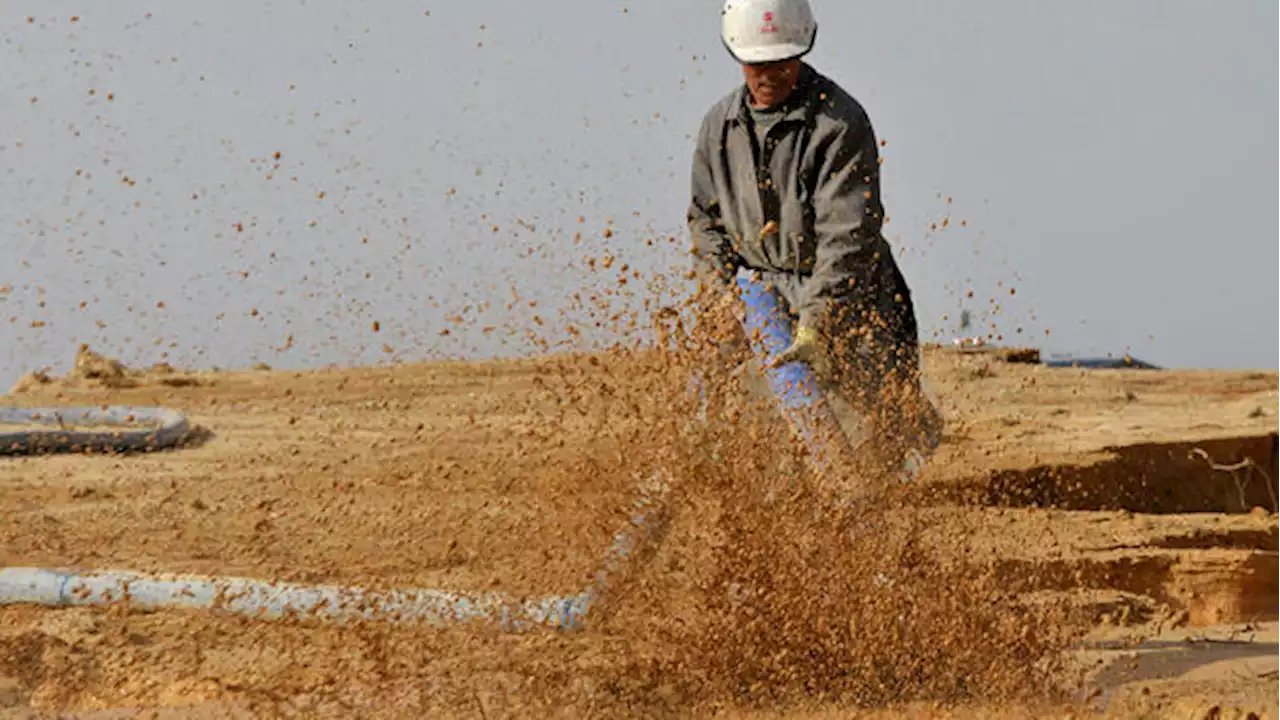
<box><xmin>729</xmin><ymin>62</ymin><xmax>820</xmax><ymax>127</ymax></box>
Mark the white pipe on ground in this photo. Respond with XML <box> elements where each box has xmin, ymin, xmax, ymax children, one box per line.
<box><xmin>0</xmin><ymin>475</ymin><xmax>669</xmax><ymax>631</ymax></box>
<box><xmin>0</xmin><ymin>566</ymin><xmax>586</xmax><ymax>630</ymax></box>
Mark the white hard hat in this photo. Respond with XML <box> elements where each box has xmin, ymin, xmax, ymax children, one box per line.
<box><xmin>721</xmin><ymin>0</ymin><xmax>817</xmax><ymax>65</ymax></box>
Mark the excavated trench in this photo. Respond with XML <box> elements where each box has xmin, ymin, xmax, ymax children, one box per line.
<box><xmin>915</xmin><ymin>433</ymin><xmax>1279</xmax><ymax>628</ymax></box>
<box><xmin>976</xmin><ymin>433</ymin><xmax>1278</xmax><ymax>514</ymax></box>
<box><xmin>994</xmin><ymin>547</ymin><xmax>1278</xmax><ymax>627</ymax></box>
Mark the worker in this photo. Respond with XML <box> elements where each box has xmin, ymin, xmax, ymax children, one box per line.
<box><xmin>688</xmin><ymin>0</ymin><xmax>941</xmax><ymax>475</ymax></box>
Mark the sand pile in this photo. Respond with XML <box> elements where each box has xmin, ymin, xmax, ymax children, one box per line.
<box><xmin>6</xmin><ymin>344</ymin><xmax>204</xmax><ymax>395</ymax></box>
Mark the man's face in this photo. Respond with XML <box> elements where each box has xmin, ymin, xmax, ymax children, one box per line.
<box><xmin>742</xmin><ymin>58</ymin><xmax>801</xmax><ymax>108</ymax></box>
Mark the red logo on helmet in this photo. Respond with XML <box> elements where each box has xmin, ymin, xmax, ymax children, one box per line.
<box><xmin>760</xmin><ymin>9</ymin><xmax>777</xmax><ymax>33</ymax></box>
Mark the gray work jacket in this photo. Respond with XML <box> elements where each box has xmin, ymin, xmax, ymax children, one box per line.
<box><xmin>688</xmin><ymin>63</ymin><xmax>916</xmax><ymax>340</ymax></box>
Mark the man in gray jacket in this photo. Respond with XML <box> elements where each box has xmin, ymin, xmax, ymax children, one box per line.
<box><xmin>690</xmin><ymin>0</ymin><xmax>940</xmax><ymax>472</ymax></box>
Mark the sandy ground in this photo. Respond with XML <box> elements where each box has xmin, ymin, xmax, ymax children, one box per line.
<box><xmin>0</xmin><ymin>344</ymin><xmax>1276</xmax><ymax>718</ymax></box>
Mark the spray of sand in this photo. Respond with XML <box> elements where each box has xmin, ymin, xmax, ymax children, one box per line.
<box><xmin>0</xmin><ymin>267</ymin><xmax>1084</xmax><ymax>717</ymax></box>
<box><xmin>533</xmin><ymin>296</ymin><xmax>1082</xmax><ymax>715</ymax></box>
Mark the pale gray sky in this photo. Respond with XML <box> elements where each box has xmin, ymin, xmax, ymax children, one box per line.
<box><xmin>2</xmin><ymin>0</ymin><xmax>1276</xmax><ymax>388</ymax></box>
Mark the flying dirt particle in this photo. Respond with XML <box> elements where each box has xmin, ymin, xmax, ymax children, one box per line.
<box><xmin>234</xmin><ymin>222</ymin><xmax>244</xmax><ymax>232</ymax></box>
<box><xmin>438</xmin><ymin>328</ymin><xmax>450</xmax><ymax>336</ymax></box>
<box><xmin>26</xmin><ymin>16</ymin><xmax>33</xmax><ymax>23</ymax></box>
<box><xmin>88</xmin><ymin>89</ymin><xmax>95</xmax><ymax>95</ymax></box>
<box><xmin>249</xmin><ymin>308</ymin><xmax>259</xmax><ymax>317</ymax></box>
<box><xmin>317</xmin><ymin>191</ymin><xmax>326</xmax><ymax>199</ymax></box>
<box><xmin>106</xmin><ymin>93</ymin><xmax>114</xmax><ymax>101</ymax></box>
<box><xmin>424</xmin><ymin>9</ymin><xmax>430</xmax><ymax>15</ymax></box>
<box><xmin>273</xmin><ymin>151</ymin><xmax>282</xmax><ymax>160</ymax></box>
<box><xmin>491</xmin><ymin>224</ymin><xmax>500</xmax><ymax>233</ymax></box>
<box><xmin>156</xmin><ymin>301</ymin><xmax>165</xmax><ymax>309</ymax></box>
<box><xmin>29</xmin><ymin>320</ymin><xmax>45</xmax><ymax>328</ymax></box>
<box><xmin>382</xmin><ymin>345</ymin><xmax>394</xmax><ymax>354</ymax></box>
<box><xmin>603</xmin><ymin>228</ymin><xmax>614</xmax><ymax>239</ymax></box>
<box><xmin>879</xmin><ymin>138</ymin><xmax>887</xmax><ymax>147</ymax></box>
<box><xmin>29</xmin><ymin>97</ymin><xmax>37</xmax><ymax>104</ymax></box>
<box><xmin>1009</xmin><ymin>287</ymin><xmax>1017</xmax><ymax>296</ymax></box>
<box><xmin>371</xmin><ymin>321</ymin><xmax>380</xmax><ymax>332</ymax></box>
<box><xmin>70</xmin><ymin>15</ymin><xmax>80</xmax><ymax>22</ymax></box>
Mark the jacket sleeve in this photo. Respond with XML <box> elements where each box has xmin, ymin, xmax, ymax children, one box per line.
<box><xmin>797</xmin><ymin>108</ymin><xmax>886</xmax><ymax>331</ymax></box>
<box><xmin>687</xmin><ymin>114</ymin><xmax>739</xmax><ymax>288</ymax></box>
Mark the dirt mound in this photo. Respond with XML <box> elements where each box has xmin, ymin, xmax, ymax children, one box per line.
<box><xmin>6</xmin><ymin>345</ymin><xmax>205</xmax><ymax>396</ymax></box>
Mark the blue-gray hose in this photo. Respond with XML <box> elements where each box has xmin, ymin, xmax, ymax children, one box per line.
<box><xmin>0</xmin><ymin>405</ymin><xmax>190</xmax><ymax>455</ymax></box>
